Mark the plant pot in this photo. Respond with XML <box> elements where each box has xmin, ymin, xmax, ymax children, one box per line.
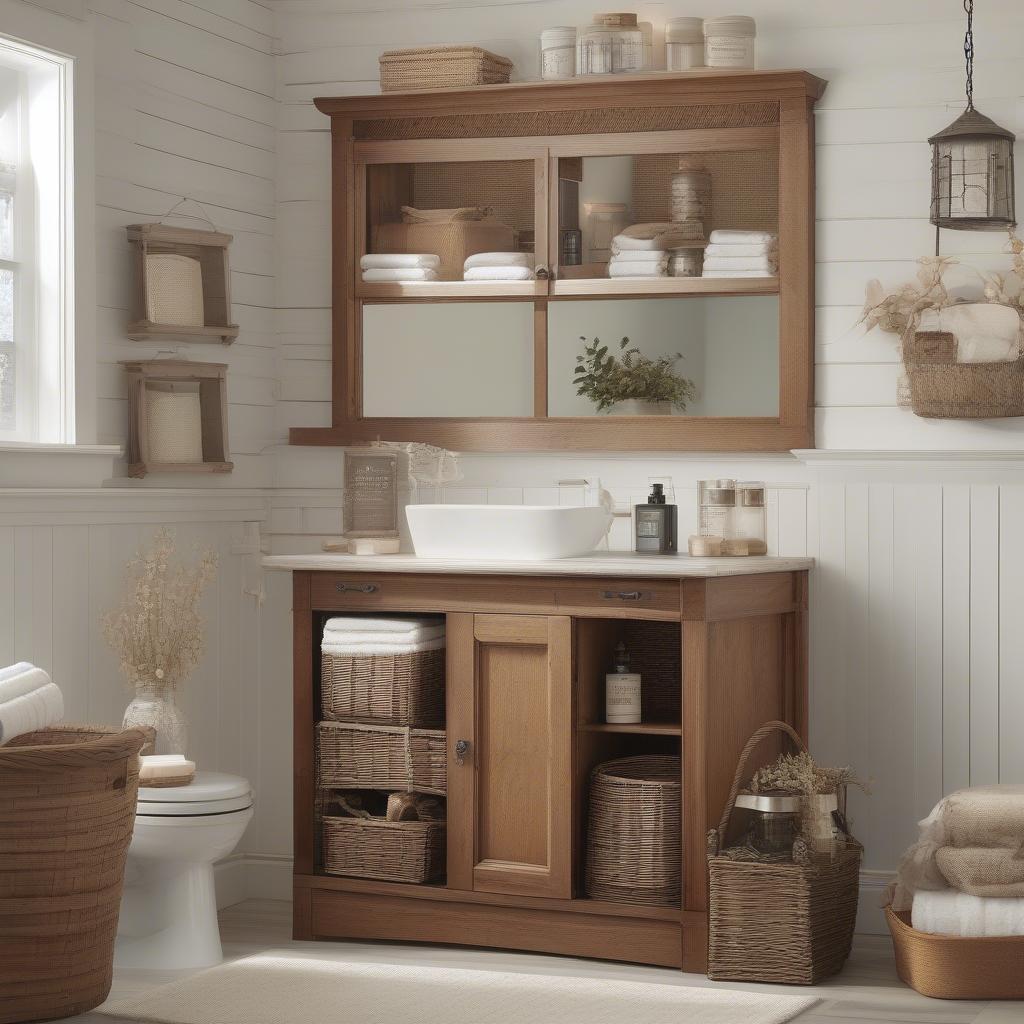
<box><xmin>123</xmin><ymin>682</ymin><xmax>188</xmax><ymax>755</ymax></box>
<box><xmin>608</xmin><ymin>399</ymin><xmax>673</xmax><ymax>416</ymax></box>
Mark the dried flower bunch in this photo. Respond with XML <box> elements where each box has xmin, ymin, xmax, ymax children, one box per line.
<box><xmin>858</xmin><ymin>230</ymin><xmax>1024</xmax><ymax>337</ymax></box>
<box><xmin>748</xmin><ymin>751</ymin><xmax>865</xmax><ymax>797</ymax></box>
<box><xmin>103</xmin><ymin>528</ymin><xmax>218</xmax><ymax>691</ymax></box>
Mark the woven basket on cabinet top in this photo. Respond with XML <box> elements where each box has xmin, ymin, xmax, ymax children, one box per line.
<box><xmin>706</xmin><ymin>720</ymin><xmax>862</xmax><ymax>985</ymax></box>
<box><xmin>584</xmin><ymin>755</ymin><xmax>682</xmax><ymax>907</ymax></box>
<box><xmin>379</xmin><ymin>47</ymin><xmax>513</xmax><ymax>92</ymax></box>
<box><xmin>0</xmin><ymin>725</ymin><xmax>151</xmax><ymax>1024</ymax></box>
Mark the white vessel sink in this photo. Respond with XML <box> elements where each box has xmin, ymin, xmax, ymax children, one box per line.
<box><xmin>406</xmin><ymin>504</ymin><xmax>613</xmax><ymax>561</ymax></box>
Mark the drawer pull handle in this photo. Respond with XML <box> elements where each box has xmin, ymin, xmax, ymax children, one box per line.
<box><xmin>455</xmin><ymin>739</ymin><xmax>471</xmax><ymax>766</ymax></box>
<box><xmin>601</xmin><ymin>590</ymin><xmax>647</xmax><ymax>602</ymax></box>
<box><xmin>335</xmin><ymin>582</ymin><xmax>379</xmax><ymax>594</ymax></box>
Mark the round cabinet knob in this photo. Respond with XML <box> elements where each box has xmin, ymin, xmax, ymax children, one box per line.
<box><xmin>535</xmin><ymin>266</ymin><xmax>550</xmax><ymax>280</ymax></box>
<box><xmin>455</xmin><ymin>739</ymin><xmax>471</xmax><ymax>765</ymax></box>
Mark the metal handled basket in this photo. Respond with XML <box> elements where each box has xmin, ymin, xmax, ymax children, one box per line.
<box><xmin>707</xmin><ymin>720</ymin><xmax>862</xmax><ymax>985</ymax></box>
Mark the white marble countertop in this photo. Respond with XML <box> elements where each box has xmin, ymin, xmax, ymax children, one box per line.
<box><xmin>262</xmin><ymin>551</ymin><xmax>814</xmax><ymax>578</ymax></box>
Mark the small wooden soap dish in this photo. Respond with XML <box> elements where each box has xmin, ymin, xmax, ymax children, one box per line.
<box><xmin>139</xmin><ymin>754</ymin><xmax>196</xmax><ymax>788</ymax></box>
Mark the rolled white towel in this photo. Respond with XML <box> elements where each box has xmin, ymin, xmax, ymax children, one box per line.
<box><xmin>0</xmin><ymin>664</ymin><xmax>55</xmax><ymax>704</ymax></box>
<box><xmin>702</xmin><ymin>269</ymin><xmax>777</xmax><ymax>278</ymax></box>
<box><xmin>324</xmin><ymin>617</ymin><xmax>443</xmax><ymax>635</ymax></box>
<box><xmin>705</xmin><ymin>242</ymin><xmax>777</xmax><ymax>258</ymax></box>
<box><xmin>958</xmin><ymin>335</ymin><xmax>1020</xmax><ymax>364</ymax></box>
<box><xmin>323</xmin><ymin>625</ymin><xmax>445</xmax><ymax>646</ymax></box>
<box><xmin>463</xmin><ymin>266</ymin><xmax>535</xmax><ymax>282</ymax></box>
<box><xmin>708</xmin><ymin>229</ymin><xmax>778</xmax><ymax>245</ymax></box>
<box><xmin>360</xmin><ymin>253</ymin><xmax>440</xmax><ymax>271</ymax></box>
<box><xmin>609</xmin><ymin>249</ymin><xmax>667</xmax><ymax>263</ymax></box>
<box><xmin>609</xmin><ymin>259</ymin><xmax>667</xmax><ymax>278</ymax></box>
<box><xmin>703</xmin><ymin>255</ymin><xmax>777</xmax><ymax>273</ymax></box>
<box><xmin>0</xmin><ymin>683</ymin><xmax>64</xmax><ymax>744</ymax></box>
<box><xmin>362</xmin><ymin>268</ymin><xmax>439</xmax><ymax>283</ymax></box>
<box><xmin>912</xmin><ymin>888</ymin><xmax>1024</xmax><ymax>937</ymax></box>
<box><xmin>321</xmin><ymin>636</ymin><xmax>446</xmax><ymax>657</ymax></box>
<box><xmin>464</xmin><ymin>252</ymin><xmax>532</xmax><ymax>270</ymax></box>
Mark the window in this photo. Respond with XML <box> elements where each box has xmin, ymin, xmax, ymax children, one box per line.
<box><xmin>0</xmin><ymin>36</ymin><xmax>73</xmax><ymax>443</ymax></box>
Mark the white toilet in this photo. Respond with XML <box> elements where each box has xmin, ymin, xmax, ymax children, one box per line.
<box><xmin>115</xmin><ymin>772</ymin><xmax>253</xmax><ymax>970</ymax></box>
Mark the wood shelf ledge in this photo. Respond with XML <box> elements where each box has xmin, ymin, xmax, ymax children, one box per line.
<box><xmin>579</xmin><ymin>721</ymin><xmax>683</xmax><ymax>736</ymax></box>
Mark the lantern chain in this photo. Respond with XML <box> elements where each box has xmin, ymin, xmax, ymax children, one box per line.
<box><xmin>963</xmin><ymin>0</ymin><xmax>975</xmax><ymax>111</ymax></box>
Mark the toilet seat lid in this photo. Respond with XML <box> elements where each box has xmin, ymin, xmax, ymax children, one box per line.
<box><xmin>137</xmin><ymin>771</ymin><xmax>253</xmax><ymax>816</ymax></box>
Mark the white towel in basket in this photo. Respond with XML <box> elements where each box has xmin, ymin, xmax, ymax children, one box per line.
<box><xmin>321</xmin><ymin>637</ymin><xmax>446</xmax><ymax>657</ymax></box>
<box><xmin>913</xmin><ymin>888</ymin><xmax>1024</xmax><ymax>937</ymax></box>
<box><xmin>322</xmin><ymin>626</ymin><xmax>445</xmax><ymax>647</ymax></box>
<box><xmin>0</xmin><ymin>663</ymin><xmax>64</xmax><ymax>744</ymax></box>
<box><xmin>323</xmin><ymin>616</ymin><xmax>444</xmax><ymax>636</ymax></box>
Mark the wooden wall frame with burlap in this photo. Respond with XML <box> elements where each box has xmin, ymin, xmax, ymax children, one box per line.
<box><xmin>292</xmin><ymin>70</ymin><xmax>827</xmax><ymax>453</ymax></box>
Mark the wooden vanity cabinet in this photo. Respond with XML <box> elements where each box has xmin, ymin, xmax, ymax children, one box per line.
<box><xmin>291</xmin><ymin>567</ymin><xmax>809</xmax><ymax>973</ymax></box>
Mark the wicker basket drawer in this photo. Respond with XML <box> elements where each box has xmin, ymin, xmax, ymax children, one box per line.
<box><xmin>316</xmin><ymin>722</ymin><xmax>447</xmax><ymax>795</ymax></box>
<box><xmin>321</xmin><ymin>646</ymin><xmax>444</xmax><ymax>726</ymax></box>
<box><xmin>322</xmin><ymin>815</ymin><xmax>446</xmax><ymax>884</ymax></box>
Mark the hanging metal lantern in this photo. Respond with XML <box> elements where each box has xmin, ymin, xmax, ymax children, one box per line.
<box><xmin>929</xmin><ymin>0</ymin><xmax>1016</xmax><ymax>237</ymax></box>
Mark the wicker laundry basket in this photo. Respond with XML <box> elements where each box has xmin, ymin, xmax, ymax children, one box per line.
<box><xmin>321</xmin><ymin>645</ymin><xmax>445</xmax><ymax>726</ymax></box>
<box><xmin>379</xmin><ymin>47</ymin><xmax>513</xmax><ymax>92</ymax></box>
<box><xmin>886</xmin><ymin>905</ymin><xmax>1024</xmax><ymax>999</ymax></box>
<box><xmin>585</xmin><ymin>756</ymin><xmax>681</xmax><ymax>906</ymax></box>
<box><xmin>0</xmin><ymin>725</ymin><xmax>150</xmax><ymax>1024</ymax></box>
<box><xmin>707</xmin><ymin>721</ymin><xmax>862</xmax><ymax>985</ymax></box>
<box><xmin>317</xmin><ymin>721</ymin><xmax>447</xmax><ymax>795</ymax></box>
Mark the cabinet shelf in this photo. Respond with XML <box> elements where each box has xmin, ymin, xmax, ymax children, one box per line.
<box><xmin>550</xmin><ymin>276</ymin><xmax>778</xmax><ymax>298</ymax></box>
<box><xmin>357</xmin><ymin>280</ymin><xmax>546</xmax><ymax>300</ymax></box>
<box><xmin>579</xmin><ymin>721</ymin><xmax>682</xmax><ymax>737</ymax></box>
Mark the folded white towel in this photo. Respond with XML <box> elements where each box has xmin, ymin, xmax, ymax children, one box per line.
<box><xmin>708</xmin><ymin>229</ymin><xmax>778</xmax><ymax>245</ymax></box>
<box><xmin>0</xmin><ymin>664</ymin><xmax>55</xmax><ymax>704</ymax></box>
<box><xmin>321</xmin><ymin>637</ymin><xmax>446</xmax><ymax>657</ymax></box>
<box><xmin>609</xmin><ymin>260</ymin><xmax>667</xmax><ymax>278</ymax></box>
<box><xmin>323</xmin><ymin>625</ymin><xmax>445</xmax><ymax>646</ymax></box>
<box><xmin>912</xmin><ymin>888</ymin><xmax>1024</xmax><ymax>937</ymax></box>
<box><xmin>360</xmin><ymin>254</ymin><xmax>440</xmax><ymax>271</ymax></box>
<box><xmin>464</xmin><ymin>252</ymin><xmax>531</xmax><ymax>270</ymax></box>
<box><xmin>703</xmin><ymin>255</ymin><xmax>777</xmax><ymax>273</ymax></box>
<box><xmin>362</xmin><ymin>268</ymin><xmax>439</xmax><ymax>283</ymax></box>
<box><xmin>958</xmin><ymin>335</ymin><xmax>1020</xmax><ymax>364</ymax></box>
<box><xmin>705</xmin><ymin>242</ymin><xmax>777</xmax><ymax>258</ymax></box>
<box><xmin>609</xmin><ymin>249</ymin><xmax>667</xmax><ymax>263</ymax></box>
<box><xmin>324</xmin><ymin>617</ymin><xmax>442</xmax><ymax>635</ymax></box>
<box><xmin>612</xmin><ymin>233</ymin><xmax>699</xmax><ymax>252</ymax></box>
<box><xmin>0</xmin><ymin>682</ymin><xmax>64</xmax><ymax>744</ymax></box>
<box><xmin>702</xmin><ymin>269</ymin><xmax>777</xmax><ymax>278</ymax></box>
<box><xmin>463</xmin><ymin>266</ymin><xmax>535</xmax><ymax>282</ymax></box>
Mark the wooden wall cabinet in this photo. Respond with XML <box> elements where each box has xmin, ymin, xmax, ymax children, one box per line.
<box><xmin>291</xmin><ymin>564</ymin><xmax>810</xmax><ymax>973</ymax></box>
<box><xmin>292</xmin><ymin>70</ymin><xmax>826</xmax><ymax>452</ymax></box>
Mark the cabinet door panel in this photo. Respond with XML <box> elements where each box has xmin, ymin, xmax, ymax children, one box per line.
<box><xmin>447</xmin><ymin>613</ymin><xmax>573</xmax><ymax>899</ymax></box>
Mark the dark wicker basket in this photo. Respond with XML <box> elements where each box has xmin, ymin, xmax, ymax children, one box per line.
<box><xmin>707</xmin><ymin>721</ymin><xmax>862</xmax><ymax>985</ymax></box>
<box><xmin>584</xmin><ymin>756</ymin><xmax>681</xmax><ymax>907</ymax></box>
<box><xmin>321</xmin><ymin>646</ymin><xmax>445</xmax><ymax>727</ymax></box>
<box><xmin>316</xmin><ymin>721</ymin><xmax>447</xmax><ymax>795</ymax></box>
<box><xmin>322</xmin><ymin>810</ymin><xmax>446</xmax><ymax>884</ymax></box>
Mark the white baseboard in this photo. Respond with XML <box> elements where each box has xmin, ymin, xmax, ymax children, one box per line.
<box><xmin>216</xmin><ymin>857</ymin><xmax>896</xmax><ymax>939</ymax></box>
<box><xmin>215</xmin><ymin>854</ymin><xmax>293</xmax><ymax>909</ymax></box>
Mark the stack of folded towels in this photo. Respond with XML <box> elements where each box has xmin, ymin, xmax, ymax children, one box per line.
<box><xmin>463</xmin><ymin>252</ymin><xmax>534</xmax><ymax>282</ymax></box>
<box><xmin>361</xmin><ymin>253</ymin><xmax>440</xmax><ymax>283</ymax></box>
<box><xmin>702</xmin><ymin>230</ymin><xmax>778</xmax><ymax>279</ymax></box>
<box><xmin>893</xmin><ymin>784</ymin><xmax>1024</xmax><ymax>936</ymax></box>
<box><xmin>321</xmin><ymin>616</ymin><xmax>446</xmax><ymax>656</ymax></box>
<box><xmin>0</xmin><ymin>662</ymin><xmax>64</xmax><ymax>744</ymax></box>
<box><xmin>608</xmin><ymin>222</ymin><xmax>705</xmax><ymax>279</ymax></box>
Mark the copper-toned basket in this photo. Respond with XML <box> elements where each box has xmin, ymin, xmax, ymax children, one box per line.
<box><xmin>321</xmin><ymin>646</ymin><xmax>445</xmax><ymax>727</ymax></box>
<box><xmin>584</xmin><ymin>756</ymin><xmax>681</xmax><ymax>907</ymax></box>
<box><xmin>707</xmin><ymin>721</ymin><xmax>862</xmax><ymax>985</ymax></box>
<box><xmin>0</xmin><ymin>725</ymin><xmax>150</xmax><ymax>1024</ymax></box>
<box><xmin>886</xmin><ymin>906</ymin><xmax>1024</xmax><ymax>999</ymax></box>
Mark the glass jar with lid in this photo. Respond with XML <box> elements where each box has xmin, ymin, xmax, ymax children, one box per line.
<box><xmin>593</xmin><ymin>13</ymin><xmax>644</xmax><ymax>73</ymax></box>
<box><xmin>734</xmin><ymin>481</ymin><xmax>768</xmax><ymax>555</ymax></box>
<box><xmin>704</xmin><ymin>15</ymin><xmax>757</xmax><ymax>69</ymax></box>
<box><xmin>666</xmin><ymin>17</ymin><xmax>704</xmax><ymax>70</ymax></box>
<box><xmin>540</xmin><ymin>26</ymin><xmax>577</xmax><ymax>81</ymax></box>
<box><xmin>690</xmin><ymin>478</ymin><xmax>737</xmax><ymax>555</ymax></box>
<box><xmin>577</xmin><ymin>22</ymin><xmax>615</xmax><ymax>75</ymax></box>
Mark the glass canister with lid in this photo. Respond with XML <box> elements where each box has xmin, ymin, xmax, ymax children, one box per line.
<box><xmin>690</xmin><ymin>478</ymin><xmax>737</xmax><ymax>556</ymax></box>
<box><xmin>540</xmin><ymin>26</ymin><xmax>577</xmax><ymax>81</ymax></box>
<box><xmin>734</xmin><ymin>481</ymin><xmax>768</xmax><ymax>555</ymax></box>
<box><xmin>593</xmin><ymin>13</ymin><xmax>645</xmax><ymax>73</ymax></box>
<box><xmin>577</xmin><ymin>21</ymin><xmax>615</xmax><ymax>75</ymax></box>
<box><xmin>666</xmin><ymin>17</ymin><xmax>704</xmax><ymax>70</ymax></box>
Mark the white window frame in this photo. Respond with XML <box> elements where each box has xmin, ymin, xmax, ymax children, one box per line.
<box><xmin>0</xmin><ymin>32</ymin><xmax>74</xmax><ymax>444</ymax></box>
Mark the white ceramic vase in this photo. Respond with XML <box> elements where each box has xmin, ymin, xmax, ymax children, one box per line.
<box><xmin>609</xmin><ymin>399</ymin><xmax>673</xmax><ymax>416</ymax></box>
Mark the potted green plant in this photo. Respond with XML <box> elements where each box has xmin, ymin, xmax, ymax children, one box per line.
<box><xmin>574</xmin><ymin>336</ymin><xmax>696</xmax><ymax>415</ymax></box>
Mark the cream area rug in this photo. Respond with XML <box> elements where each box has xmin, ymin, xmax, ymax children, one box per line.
<box><xmin>99</xmin><ymin>948</ymin><xmax>818</xmax><ymax>1024</ymax></box>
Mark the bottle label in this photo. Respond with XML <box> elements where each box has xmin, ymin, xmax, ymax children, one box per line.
<box><xmin>636</xmin><ymin>510</ymin><xmax>661</xmax><ymax>538</ymax></box>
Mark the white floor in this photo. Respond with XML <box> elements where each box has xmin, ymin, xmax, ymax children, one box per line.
<box><xmin>77</xmin><ymin>900</ymin><xmax>1023</xmax><ymax>1024</ymax></box>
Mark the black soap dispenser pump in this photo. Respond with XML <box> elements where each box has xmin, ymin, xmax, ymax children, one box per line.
<box><xmin>634</xmin><ymin>483</ymin><xmax>678</xmax><ymax>554</ymax></box>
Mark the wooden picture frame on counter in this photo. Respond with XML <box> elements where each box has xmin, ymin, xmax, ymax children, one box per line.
<box><xmin>290</xmin><ymin>69</ymin><xmax>826</xmax><ymax>453</ymax></box>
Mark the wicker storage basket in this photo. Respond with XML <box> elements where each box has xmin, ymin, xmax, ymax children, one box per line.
<box><xmin>886</xmin><ymin>905</ymin><xmax>1024</xmax><ymax>999</ymax></box>
<box><xmin>321</xmin><ymin>645</ymin><xmax>444</xmax><ymax>726</ymax></box>
<box><xmin>707</xmin><ymin>721</ymin><xmax>862</xmax><ymax>985</ymax></box>
<box><xmin>0</xmin><ymin>725</ymin><xmax>150</xmax><ymax>1024</ymax></box>
<box><xmin>321</xmin><ymin>796</ymin><xmax>446</xmax><ymax>884</ymax></box>
<box><xmin>585</xmin><ymin>756</ymin><xmax>681</xmax><ymax>906</ymax></box>
<box><xmin>145</xmin><ymin>382</ymin><xmax>204</xmax><ymax>464</ymax></box>
<box><xmin>144</xmin><ymin>252</ymin><xmax>204</xmax><ymax>327</ymax></box>
<box><xmin>379</xmin><ymin>47</ymin><xmax>513</xmax><ymax>92</ymax></box>
<box><xmin>317</xmin><ymin>721</ymin><xmax>447</xmax><ymax>795</ymax></box>
<box><xmin>372</xmin><ymin>220</ymin><xmax>517</xmax><ymax>281</ymax></box>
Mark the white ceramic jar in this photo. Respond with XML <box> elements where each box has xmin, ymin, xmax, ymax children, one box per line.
<box><xmin>704</xmin><ymin>15</ymin><xmax>757</xmax><ymax>69</ymax></box>
<box><xmin>540</xmin><ymin>26</ymin><xmax>576</xmax><ymax>81</ymax></box>
<box><xmin>666</xmin><ymin>17</ymin><xmax>704</xmax><ymax>70</ymax></box>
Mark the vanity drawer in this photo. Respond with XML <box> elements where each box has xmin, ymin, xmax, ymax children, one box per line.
<box><xmin>552</xmin><ymin>578</ymin><xmax>679</xmax><ymax>620</ymax></box>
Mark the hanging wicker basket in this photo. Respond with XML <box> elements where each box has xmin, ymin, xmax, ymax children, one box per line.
<box><xmin>707</xmin><ymin>721</ymin><xmax>862</xmax><ymax>985</ymax></box>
